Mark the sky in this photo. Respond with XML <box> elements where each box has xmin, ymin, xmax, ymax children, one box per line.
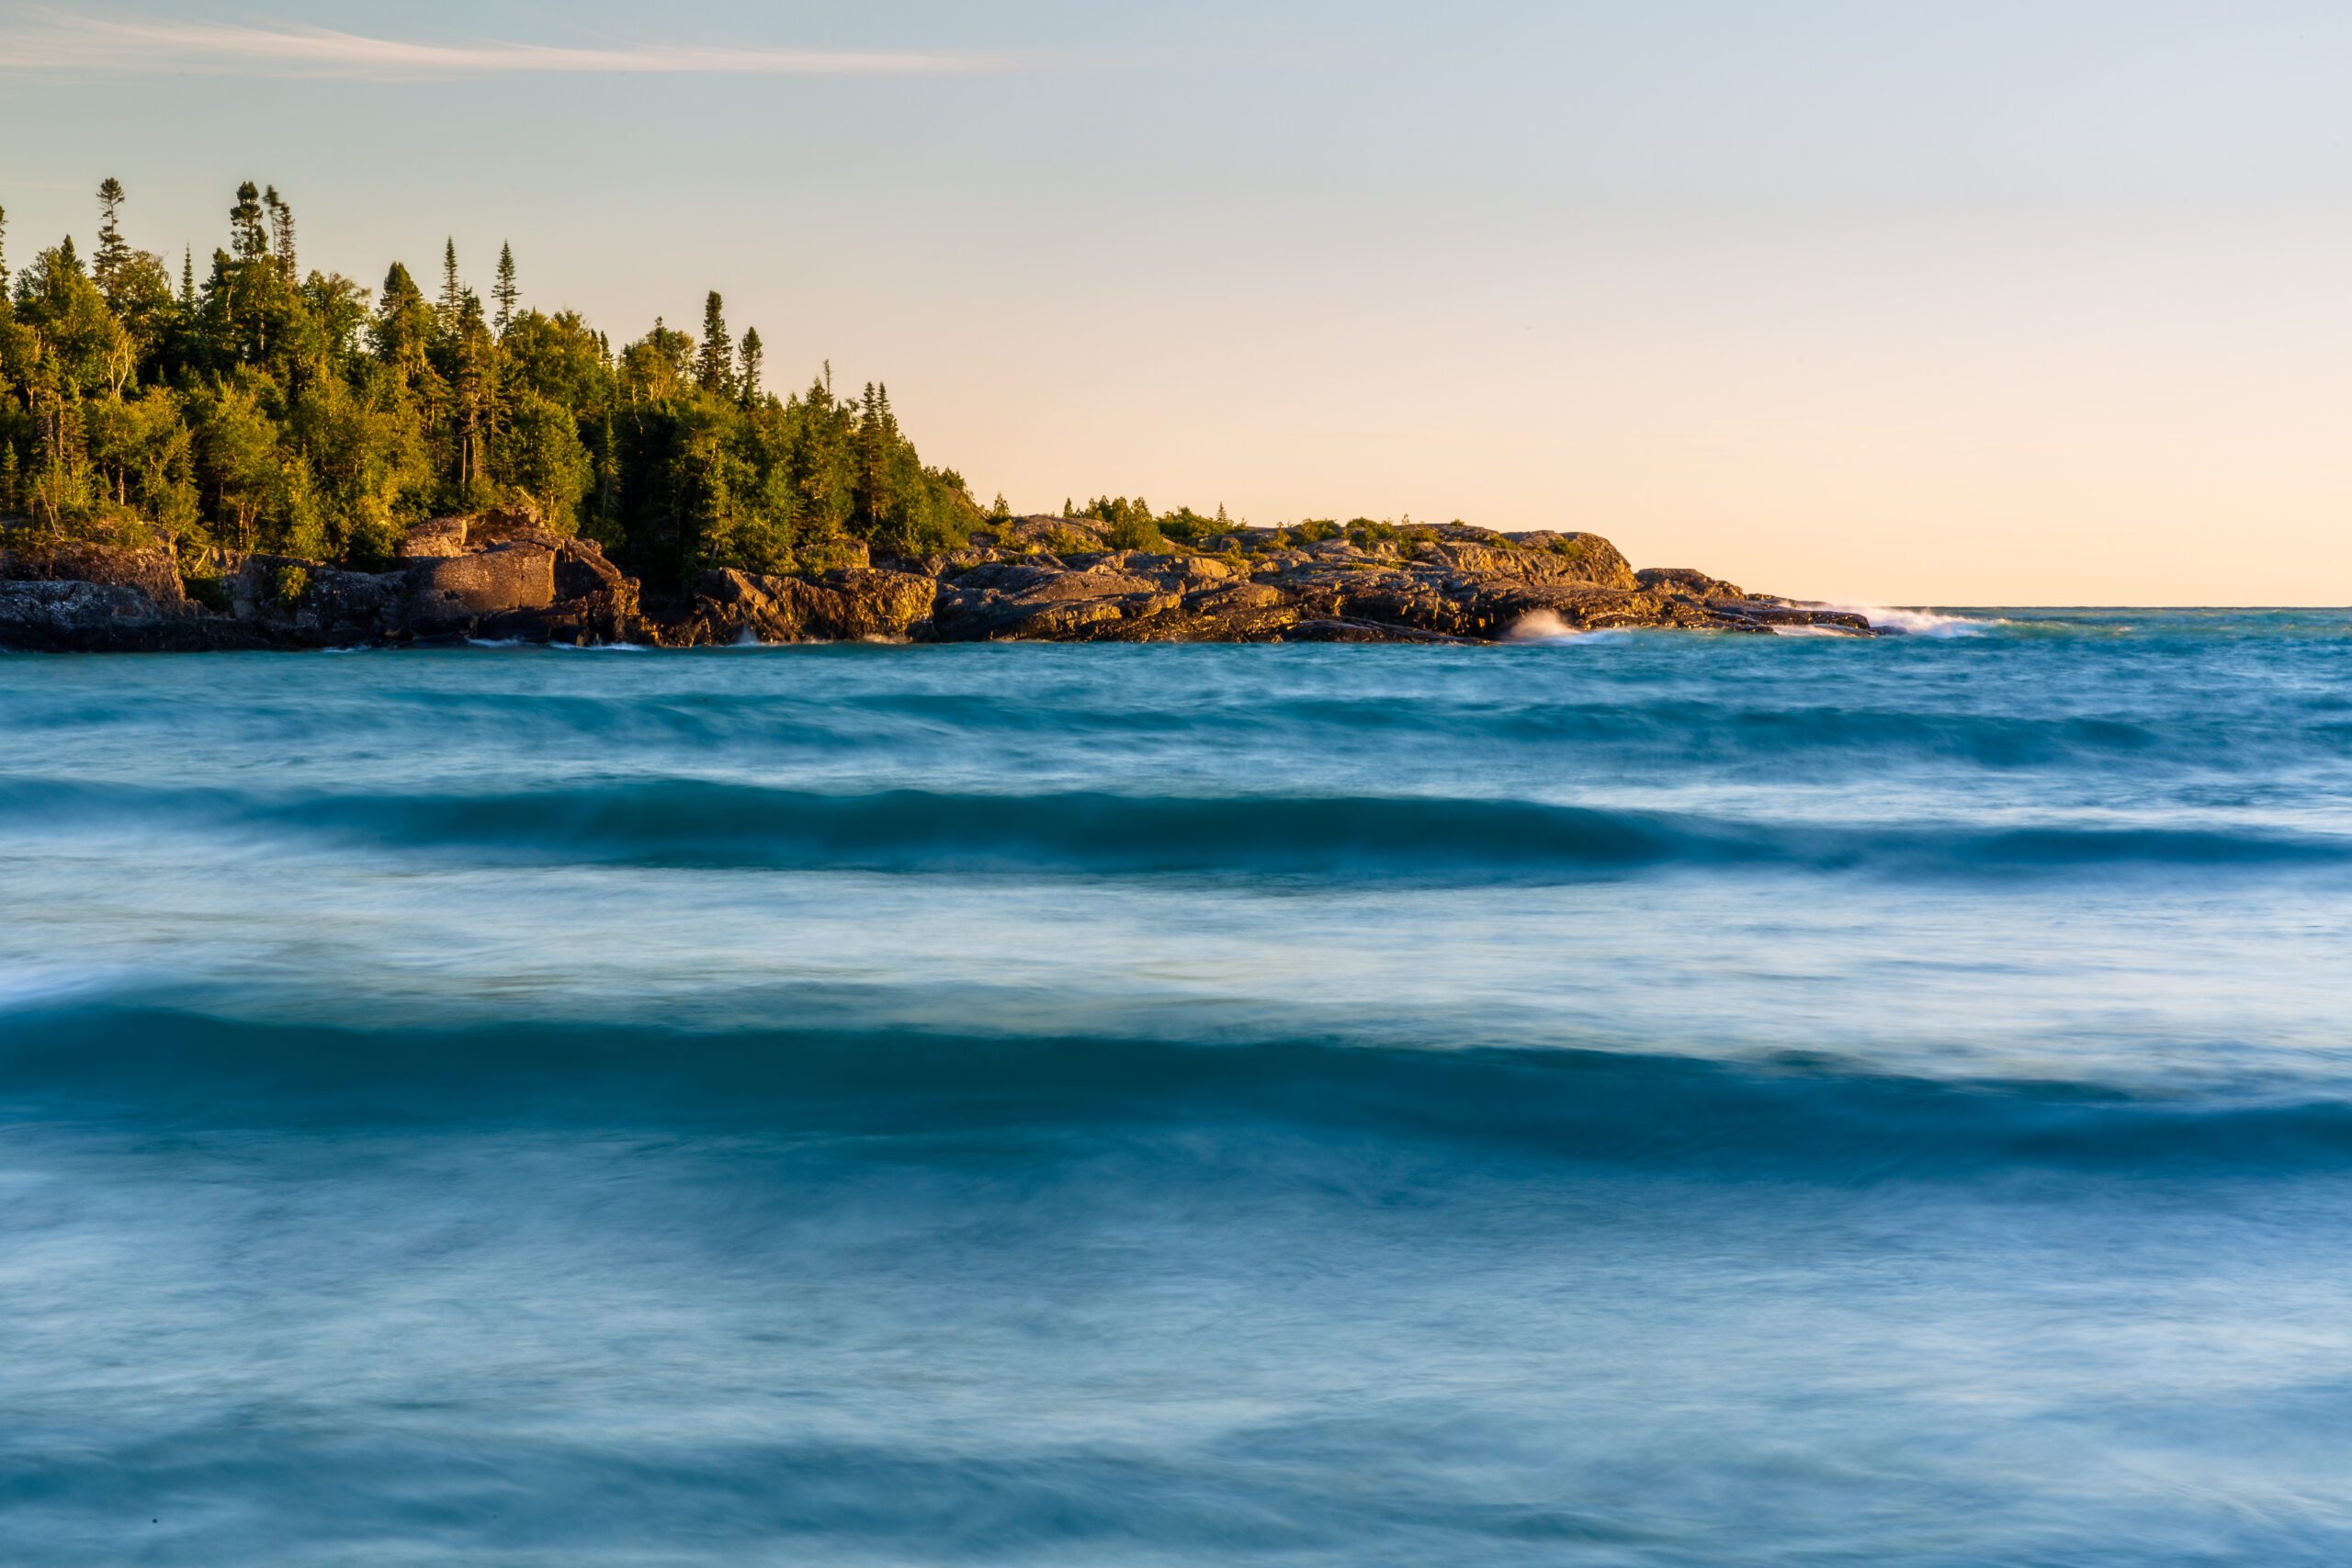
<box><xmin>4</xmin><ymin>0</ymin><xmax>2348</xmax><ymax>604</ymax></box>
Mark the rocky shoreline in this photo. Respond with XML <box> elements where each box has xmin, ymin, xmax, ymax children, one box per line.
<box><xmin>0</xmin><ymin>510</ymin><xmax>1877</xmax><ymax>652</ymax></box>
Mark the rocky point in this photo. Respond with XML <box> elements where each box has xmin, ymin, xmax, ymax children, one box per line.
<box><xmin>1</xmin><ymin>509</ymin><xmax>1877</xmax><ymax>652</ymax></box>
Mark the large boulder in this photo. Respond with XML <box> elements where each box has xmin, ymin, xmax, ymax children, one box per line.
<box><xmin>405</xmin><ymin>545</ymin><xmax>558</xmax><ymax>635</ymax></box>
<box><xmin>227</xmin><ymin>555</ymin><xmax>409</xmax><ymax>647</ymax></box>
<box><xmin>1</xmin><ymin>541</ymin><xmax>192</xmax><ymax>608</ymax></box>
<box><xmin>400</xmin><ymin>528</ymin><xmax>638</xmax><ymax>643</ymax></box>
<box><xmin>0</xmin><ymin>578</ymin><xmax>259</xmax><ymax>652</ymax></box>
<box><xmin>1637</xmin><ymin>566</ymin><xmax>1747</xmax><ymax>600</ymax></box>
<box><xmin>931</xmin><ymin>560</ymin><xmax>1179</xmax><ymax>641</ymax></box>
<box><xmin>0</xmin><ymin>541</ymin><xmax>259</xmax><ymax>651</ymax></box>
<box><xmin>1497</xmin><ymin>532</ymin><xmax>1640</xmax><ymax>590</ymax></box>
<box><xmin>676</xmin><ymin>566</ymin><xmax>938</xmax><ymax>645</ymax></box>
<box><xmin>397</xmin><ymin>502</ymin><xmax>560</xmax><ymax>559</ymax></box>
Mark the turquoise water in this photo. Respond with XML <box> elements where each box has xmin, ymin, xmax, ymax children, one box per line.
<box><xmin>4</xmin><ymin>609</ymin><xmax>2351</xmax><ymax>1564</ymax></box>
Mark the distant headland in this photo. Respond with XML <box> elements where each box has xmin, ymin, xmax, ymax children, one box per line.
<box><xmin>0</xmin><ymin>178</ymin><xmax>1871</xmax><ymax>648</ymax></box>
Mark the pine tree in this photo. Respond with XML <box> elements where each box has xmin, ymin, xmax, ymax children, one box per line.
<box><xmin>95</xmin><ymin>177</ymin><xmax>130</xmax><ymax>296</ymax></box>
<box><xmin>492</xmin><ymin>242</ymin><xmax>518</xmax><ymax>335</ymax></box>
<box><xmin>736</xmin><ymin>327</ymin><xmax>763</xmax><ymax>404</ymax></box>
<box><xmin>230</xmin><ymin>181</ymin><xmax>267</xmax><ymax>261</ymax></box>
<box><xmin>854</xmin><ymin>383</ymin><xmax>890</xmax><ymax>530</ymax></box>
<box><xmin>0</xmin><ymin>202</ymin><xmax>9</xmax><ymax>298</ymax></box>
<box><xmin>180</xmin><ymin>247</ymin><xmax>196</xmax><ymax>308</ymax></box>
<box><xmin>437</xmin><ymin>239</ymin><xmax>463</xmax><ymax>331</ymax></box>
<box><xmin>264</xmin><ymin>186</ymin><xmax>296</xmax><ymax>281</ymax></box>
<box><xmin>695</xmin><ymin>290</ymin><xmax>733</xmax><ymax>394</ymax></box>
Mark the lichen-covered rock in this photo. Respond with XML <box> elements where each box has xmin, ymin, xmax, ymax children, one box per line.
<box><xmin>405</xmin><ymin>545</ymin><xmax>559</xmax><ymax>636</ymax></box>
<box><xmin>1637</xmin><ymin>566</ymin><xmax>1748</xmax><ymax>600</ymax></box>
<box><xmin>224</xmin><ymin>555</ymin><xmax>406</xmax><ymax>647</ymax></box>
<box><xmin>2</xmin><ymin>516</ymin><xmax>1880</xmax><ymax>650</ymax></box>
<box><xmin>1</xmin><ymin>542</ymin><xmax>193</xmax><ymax>608</ymax></box>
<box><xmin>673</xmin><ymin>566</ymin><xmax>938</xmax><ymax>645</ymax></box>
<box><xmin>0</xmin><ymin>578</ymin><xmax>261</xmax><ymax>652</ymax></box>
<box><xmin>931</xmin><ymin>560</ymin><xmax>1178</xmax><ymax>641</ymax></box>
<box><xmin>398</xmin><ymin>502</ymin><xmax>560</xmax><ymax>560</ymax></box>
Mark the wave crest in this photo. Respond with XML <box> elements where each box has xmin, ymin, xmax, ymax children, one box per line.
<box><xmin>4</xmin><ymin>779</ymin><xmax>2348</xmax><ymax>881</ymax></box>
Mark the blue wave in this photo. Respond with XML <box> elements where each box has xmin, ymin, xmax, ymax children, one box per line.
<box><xmin>6</xmin><ymin>1005</ymin><xmax>2347</xmax><ymax>1179</ymax></box>
<box><xmin>3</xmin><ymin>777</ymin><xmax>2346</xmax><ymax>881</ymax></box>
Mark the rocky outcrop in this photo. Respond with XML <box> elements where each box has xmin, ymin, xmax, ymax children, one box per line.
<box><xmin>1636</xmin><ymin>567</ymin><xmax>1747</xmax><ymax>600</ymax></box>
<box><xmin>670</xmin><ymin>567</ymin><xmax>938</xmax><ymax>645</ymax></box>
<box><xmin>1</xmin><ymin>512</ymin><xmax>640</xmax><ymax>651</ymax></box>
<box><xmin>0</xmin><ymin>577</ymin><xmax>264</xmax><ymax>652</ymax></box>
<box><xmin>394</xmin><ymin>505</ymin><xmax>640</xmax><ymax>643</ymax></box>
<box><xmin>2</xmin><ymin>513</ymin><xmax>1880</xmax><ymax>651</ymax></box>
<box><xmin>0</xmin><ymin>540</ymin><xmax>265</xmax><ymax>651</ymax></box>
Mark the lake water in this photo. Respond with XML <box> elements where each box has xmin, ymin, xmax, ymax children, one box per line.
<box><xmin>4</xmin><ymin>610</ymin><xmax>2351</xmax><ymax>1565</ymax></box>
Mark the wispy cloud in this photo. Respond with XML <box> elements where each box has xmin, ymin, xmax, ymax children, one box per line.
<box><xmin>0</xmin><ymin>9</ymin><xmax>1028</xmax><ymax>78</ymax></box>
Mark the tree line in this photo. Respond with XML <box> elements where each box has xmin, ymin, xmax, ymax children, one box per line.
<box><xmin>0</xmin><ymin>179</ymin><xmax>990</xmax><ymax>586</ymax></box>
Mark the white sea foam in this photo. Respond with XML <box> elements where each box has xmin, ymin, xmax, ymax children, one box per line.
<box><xmin>1505</xmin><ymin>612</ymin><xmax>1629</xmax><ymax>644</ymax></box>
<box><xmin>1814</xmin><ymin>604</ymin><xmax>1996</xmax><ymax>637</ymax></box>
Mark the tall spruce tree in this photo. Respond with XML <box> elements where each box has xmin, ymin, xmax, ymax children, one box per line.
<box><xmin>0</xmin><ymin>202</ymin><xmax>9</xmax><ymax>297</ymax></box>
<box><xmin>264</xmin><ymin>186</ymin><xmax>296</xmax><ymax>282</ymax></box>
<box><xmin>437</xmin><ymin>240</ymin><xmax>463</xmax><ymax>332</ymax></box>
<box><xmin>695</xmin><ymin>291</ymin><xmax>733</xmax><ymax>394</ymax></box>
<box><xmin>230</xmin><ymin>182</ymin><xmax>267</xmax><ymax>261</ymax></box>
<box><xmin>94</xmin><ymin>178</ymin><xmax>130</xmax><ymax>296</ymax></box>
<box><xmin>0</xmin><ymin>173</ymin><xmax>997</xmax><ymax>584</ymax></box>
<box><xmin>737</xmin><ymin>327</ymin><xmax>763</xmax><ymax>405</ymax></box>
<box><xmin>492</xmin><ymin>243</ymin><xmax>518</xmax><ymax>335</ymax></box>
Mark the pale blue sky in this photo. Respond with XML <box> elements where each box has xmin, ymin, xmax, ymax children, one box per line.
<box><xmin>6</xmin><ymin>1</ymin><xmax>2349</xmax><ymax>602</ymax></box>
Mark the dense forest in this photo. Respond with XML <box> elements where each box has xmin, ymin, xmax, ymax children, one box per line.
<box><xmin>0</xmin><ymin>178</ymin><xmax>1122</xmax><ymax>589</ymax></box>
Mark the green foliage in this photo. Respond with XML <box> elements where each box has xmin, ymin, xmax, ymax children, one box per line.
<box><xmin>271</xmin><ymin>562</ymin><xmax>311</xmax><ymax>605</ymax></box>
<box><xmin>0</xmin><ymin>177</ymin><xmax>986</xmax><ymax>590</ymax></box>
<box><xmin>1156</xmin><ymin>505</ymin><xmax>1235</xmax><ymax>547</ymax></box>
<box><xmin>183</xmin><ymin>571</ymin><xmax>230</xmax><ymax>612</ymax></box>
<box><xmin>1074</xmin><ymin>495</ymin><xmax>1167</xmax><ymax>552</ymax></box>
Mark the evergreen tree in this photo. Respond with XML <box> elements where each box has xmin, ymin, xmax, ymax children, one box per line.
<box><xmin>737</xmin><ymin>327</ymin><xmax>763</xmax><ymax>405</ymax></box>
<box><xmin>492</xmin><ymin>243</ymin><xmax>518</xmax><ymax>335</ymax></box>
<box><xmin>854</xmin><ymin>382</ymin><xmax>899</xmax><ymax>533</ymax></box>
<box><xmin>695</xmin><ymin>291</ymin><xmax>733</xmax><ymax>394</ymax></box>
<box><xmin>0</xmin><ymin>173</ymin><xmax>1000</xmax><ymax>586</ymax></box>
<box><xmin>230</xmin><ymin>182</ymin><xmax>267</xmax><ymax>262</ymax></box>
<box><xmin>95</xmin><ymin>178</ymin><xmax>130</xmax><ymax>296</ymax></box>
<box><xmin>0</xmin><ymin>202</ymin><xmax>8</xmax><ymax>299</ymax></box>
<box><xmin>437</xmin><ymin>240</ymin><xmax>463</xmax><ymax>332</ymax></box>
<box><xmin>264</xmin><ymin>186</ymin><xmax>296</xmax><ymax>282</ymax></box>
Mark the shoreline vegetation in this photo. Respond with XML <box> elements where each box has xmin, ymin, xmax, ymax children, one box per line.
<box><xmin>0</xmin><ymin>179</ymin><xmax>1873</xmax><ymax>649</ymax></box>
